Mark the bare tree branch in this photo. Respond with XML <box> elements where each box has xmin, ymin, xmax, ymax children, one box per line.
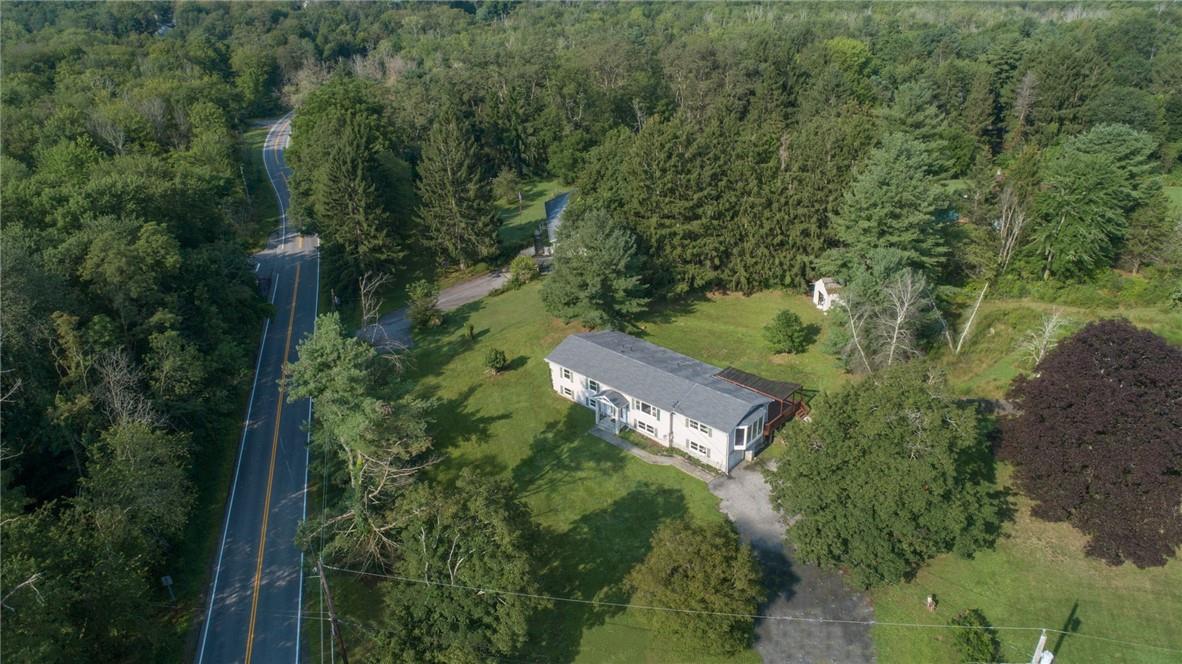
<box><xmin>1019</xmin><ymin>309</ymin><xmax>1071</xmax><ymax>368</ymax></box>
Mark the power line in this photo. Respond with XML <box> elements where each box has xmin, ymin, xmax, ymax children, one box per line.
<box><xmin>321</xmin><ymin>564</ymin><xmax>1182</xmax><ymax>656</ymax></box>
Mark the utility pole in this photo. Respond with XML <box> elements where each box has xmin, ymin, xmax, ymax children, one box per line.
<box><xmin>316</xmin><ymin>558</ymin><xmax>350</xmax><ymax>664</ymax></box>
<box><xmin>1030</xmin><ymin>629</ymin><xmax>1054</xmax><ymax>664</ymax></box>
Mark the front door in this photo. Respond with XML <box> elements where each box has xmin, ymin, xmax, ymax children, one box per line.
<box><xmin>596</xmin><ymin>400</ymin><xmax>616</xmax><ymax>429</ymax></box>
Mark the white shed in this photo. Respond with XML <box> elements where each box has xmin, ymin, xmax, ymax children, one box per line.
<box><xmin>812</xmin><ymin>278</ymin><xmax>843</xmax><ymax>312</ymax></box>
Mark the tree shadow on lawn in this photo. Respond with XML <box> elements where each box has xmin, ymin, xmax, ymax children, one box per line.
<box><xmin>522</xmin><ymin>483</ymin><xmax>689</xmax><ymax>663</ymax></box>
<box><xmin>402</xmin><ymin>300</ymin><xmax>488</xmax><ymax>377</ymax></box>
<box><xmin>632</xmin><ymin>292</ymin><xmax>709</xmax><ymax>329</ymax></box>
<box><xmin>510</xmin><ymin>407</ymin><xmax>623</xmax><ymax>502</ymax></box>
<box><xmin>418</xmin><ymin>383</ymin><xmax>512</xmax><ymax>469</ymax></box>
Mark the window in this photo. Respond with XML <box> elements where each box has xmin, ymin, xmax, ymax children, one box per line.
<box><xmin>635</xmin><ymin>421</ymin><xmax>657</xmax><ymax>437</ymax></box>
<box><xmin>753</xmin><ymin>416</ymin><xmax>765</xmax><ymax>439</ymax></box>
<box><xmin>632</xmin><ymin>398</ymin><xmax>660</xmax><ymax>418</ymax></box>
<box><xmin>687</xmin><ymin>440</ymin><xmax>711</xmax><ymax>458</ymax></box>
<box><xmin>734</xmin><ymin>426</ymin><xmax>748</xmax><ymax>451</ymax></box>
<box><xmin>585</xmin><ymin>395</ymin><xmax>597</xmax><ymax>408</ymax></box>
<box><xmin>686</xmin><ymin>418</ymin><xmax>712</xmax><ymax>436</ymax></box>
<box><xmin>587</xmin><ymin>379</ymin><xmax>600</xmax><ymax>392</ymax></box>
<box><xmin>561</xmin><ymin>387</ymin><xmax>574</xmax><ymax>398</ymax></box>
<box><xmin>561</xmin><ymin>368</ymin><xmax>572</xmax><ymax>381</ymax></box>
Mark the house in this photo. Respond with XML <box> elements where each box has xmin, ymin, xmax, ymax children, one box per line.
<box><xmin>545</xmin><ymin>331</ymin><xmax>805</xmax><ymax>472</ymax></box>
<box><xmin>812</xmin><ymin>277</ymin><xmax>843</xmax><ymax>312</ymax></box>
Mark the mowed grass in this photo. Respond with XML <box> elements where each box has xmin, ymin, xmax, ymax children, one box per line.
<box><xmin>496</xmin><ymin>177</ymin><xmax>567</xmax><ymax>251</ymax></box>
<box><xmin>871</xmin><ymin>469</ymin><xmax>1182</xmax><ymax>664</ymax></box>
<box><xmin>1165</xmin><ymin>185</ymin><xmax>1182</xmax><ymax>214</ymax></box>
<box><xmin>309</xmin><ymin>275</ymin><xmax>1181</xmax><ymax>663</ymax></box>
<box><xmin>404</xmin><ymin>283</ymin><xmax>758</xmax><ymax>663</ymax></box>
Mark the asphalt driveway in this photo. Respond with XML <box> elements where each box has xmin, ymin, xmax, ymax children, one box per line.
<box><xmin>709</xmin><ymin>463</ymin><xmax>876</xmax><ymax>664</ymax></box>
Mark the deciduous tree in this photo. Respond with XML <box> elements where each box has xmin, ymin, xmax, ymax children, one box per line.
<box><xmin>627</xmin><ymin>519</ymin><xmax>763</xmax><ymax>655</ymax></box>
<box><xmin>770</xmin><ymin>364</ymin><xmax>1003</xmax><ymax>587</ymax></box>
<box><xmin>375</xmin><ymin>472</ymin><xmax>541</xmax><ymax>663</ymax></box>
<box><xmin>1001</xmin><ymin>320</ymin><xmax>1182</xmax><ymax>567</ymax></box>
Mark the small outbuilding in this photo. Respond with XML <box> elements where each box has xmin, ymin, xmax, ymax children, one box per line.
<box><xmin>812</xmin><ymin>278</ymin><xmax>842</xmax><ymax>313</ymax></box>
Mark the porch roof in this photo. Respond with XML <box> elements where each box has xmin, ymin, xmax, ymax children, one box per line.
<box><xmin>714</xmin><ymin>367</ymin><xmax>801</xmax><ymax>402</ymax></box>
<box><xmin>597</xmin><ymin>389</ymin><xmax>629</xmax><ymax>410</ymax></box>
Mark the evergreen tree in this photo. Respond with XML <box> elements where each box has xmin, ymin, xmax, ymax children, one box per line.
<box><xmin>288</xmin><ymin>76</ymin><xmax>414</xmax><ymax>287</ymax></box>
<box><xmin>541</xmin><ymin>208</ymin><xmax>649</xmax><ymax>328</ymax></box>
<box><xmin>417</xmin><ymin>118</ymin><xmax>499</xmax><ymax>269</ymax></box>
<box><xmin>827</xmin><ymin>133</ymin><xmax>949</xmax><ymax>276</ymax></box>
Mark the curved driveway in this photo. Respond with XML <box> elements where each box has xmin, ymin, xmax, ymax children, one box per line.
<box><xmin>197</xmin><ymin>115</ymin><xmax>319</xmax><ymax>664</ymax></box>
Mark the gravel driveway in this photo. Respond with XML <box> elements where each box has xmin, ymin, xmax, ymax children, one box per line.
<box><xmin>359</xmin><ymin>268</ymin><xmax>512</xmax><ymax>348</ymax></box>
<box><xmin>709</xmin><ymin>463</ymin><xmax>876</xmax><ymax>664</ymax></box>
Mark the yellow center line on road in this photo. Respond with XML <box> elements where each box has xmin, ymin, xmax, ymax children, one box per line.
<box><xmin>244</xmin><ymin>261</ymin><xmax>301</xmax><ymax>664</ymax></box>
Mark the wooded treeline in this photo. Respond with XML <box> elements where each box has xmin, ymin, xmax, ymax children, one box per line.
<box><xmin>2</xmin><ymin>3</ymin><xmax>282</xmax><ymax>660</ymax></box>
<box><xmin>268</xmin><ymin>1</ymin><xmax>1181</xmax><ymax>303</ymax></box>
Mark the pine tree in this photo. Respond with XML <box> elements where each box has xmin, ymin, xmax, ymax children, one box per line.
<box><xmin>416</xmin><ymin>118</ymin><xmax>499</xmax><ymax>269</ymax></box>
<box><xmin>541</xmin><ymin>208</ymin><xmax>649</xmax><ymax>328</ymax></box>
<box><xmin>827</xmin><ymin>133</ymin><xmax>949</xmax><ymax>275</ymax></box>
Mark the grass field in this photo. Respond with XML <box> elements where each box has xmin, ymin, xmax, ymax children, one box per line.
<box><xmin>871</xmin><ymin>469</ymin><xmax>1182</xmax><ymax>664</ymax></box>
<box><xmin>934</xmin><ymin>298</ymin><xmax>1182</xmax><ymax>399</ymax></box>
<box><xmin>497</xmin><ymin>177</ymin><xmax>567</xmax><ymax>251</ymax></box>
<box><xmin>308</xmin><ymin>272</ymin><xmax>1181</xmax><ymax>663</ymax></box>
<box><xmin>1165</xmin><ymin>185</ymin><xmax>1182</xmax><ymax>214</ymax></box>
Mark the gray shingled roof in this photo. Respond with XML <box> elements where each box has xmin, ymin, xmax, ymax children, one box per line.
<box><xmin>545</xmin><ymin>331</ymin><xmax>771</xmax><ymax>430</ymax></box>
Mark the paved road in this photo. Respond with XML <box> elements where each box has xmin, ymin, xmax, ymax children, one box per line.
<box><xmin>363</xmin><ymin>268</ymin><xmax>511</xmax><ymax>348</ymax></box>
<box><xmin>710</xmin><ymin>464</ymin><xmax>876</xmax><ymax>664</ymax></box>
<box><xmin>197</xmin><ymin>115</ymin><xmax>318</xmax><ymax>664</ymax></box>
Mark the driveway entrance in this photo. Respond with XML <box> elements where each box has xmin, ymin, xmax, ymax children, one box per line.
<box><xmin>709</xmin><ymin>463</ymin><xmax>876</xmax><ymax>664</ymax></box>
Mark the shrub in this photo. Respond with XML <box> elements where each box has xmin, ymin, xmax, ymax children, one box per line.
<box><xmin>1002</xmin><ymin>319</ymin><xmax>1182</xmax><ymax>566</ymax></box>
<box><xmin>407</xmin><ymin>279</ymin><xmax>442</xmax><ymax>329</ymax></box>
<box><xmin>483</xmin><ymin>347</ymin><xmax>508</xmax><ymax>374</ymax></box>
<box><xmin>509</xmin><ymin>255</ymin><xmax>538</xmax><ymax>285</ymax></box>
<box><xmin>949</xmin><ymin>609</ymin><xmax>999</xmax><ymax>663</ymax></box>
<box><xmin>764</xmin><ymin>309</ymin><xmax>811</xmax><ymax>354</ymax></box>
<box><xmin>627</xmin><ymin>519</ymin><xmax>763</xmax><ymax>655</ymax></box>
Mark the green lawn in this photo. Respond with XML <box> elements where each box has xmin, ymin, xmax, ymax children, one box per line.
<box><xmin>309</xmin><ymin>275</ymin><xmax>1181</xmax><ymax>663</ymax></box>
<box><xmin>1165</xmin><ymin>185</ymin><xmax>1182</xmax><ymax>214</ymax></box>
<box><xmin>496</xmin><ymin>177</ymin><xmax>567</xmax><ymax>252</ymax></box>
<box><xmin>239</xmin><ymin>125</ymin><xmax>282</xmax><ymax>250</ymax></box>
<box><xmin>315</xmin><ymin>283</ymin><xmax>778</xmax><ymax>662</ymax></box>
<box><xmin>871</xmin><ymin>469</ymin><xmax>1182</xmax><ymax>664</ymax></box>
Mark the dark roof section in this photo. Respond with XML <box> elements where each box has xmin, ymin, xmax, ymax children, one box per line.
<box><xmin>545</xmin><ymin>331</ymin><xmax>771</xmax><ymax>430</ymax></box>
<box><xmin>715</xmin><ymin>367</ymin><xmax>801</xmax><ymax>402</ymax></box>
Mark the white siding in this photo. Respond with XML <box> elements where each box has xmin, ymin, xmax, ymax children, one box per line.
<box><xmin>671</xmin><ymin>414</ymin><xmax>729</xmax><ymax>471</ymax></box>
<box><xmin>548</xmin><ymin>360</ymin><xmax>766</xmax><ymax>472</ymax></box>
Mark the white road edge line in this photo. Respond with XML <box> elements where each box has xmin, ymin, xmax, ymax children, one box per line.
<box><xmin>196</xmin><ymin>115</ymin><xmax>291</xmax><ymax>664</ymax></box>
<box><xmin>196</xmin><ymin>311</ymin><xmax>273</xmax><ymax>664</ymax></box>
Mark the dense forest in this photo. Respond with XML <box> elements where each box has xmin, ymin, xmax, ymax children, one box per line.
<box><xmin>2</xmin><ymin>2</ymin><xmax>1180</xmax><ymax>662</ymax></box>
